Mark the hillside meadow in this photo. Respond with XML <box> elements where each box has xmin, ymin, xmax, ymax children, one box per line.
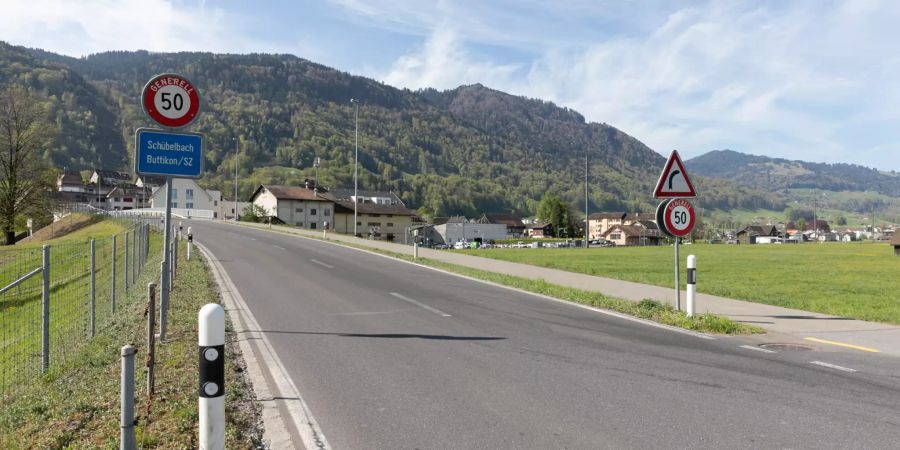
<box><xmin>461</xmin><ymin>241</ymin><xmax>900</xmax><ymax>324</ymax></box>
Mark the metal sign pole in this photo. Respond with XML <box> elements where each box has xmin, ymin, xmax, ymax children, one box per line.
<box><xmin>674</xmin><ymin>237</ymin><xmax>681</xmax><ymax>311</ymax></box>
<box><xmin>159</xmin><ymin>177</ymin><xmax>173</xmax><ymax>341</ymax></box>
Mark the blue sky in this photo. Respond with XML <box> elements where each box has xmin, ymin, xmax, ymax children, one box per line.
<box><xmin>3</xmin><ymin>0</ymin><xmax>900</xmax><ymax>171</ymax></box>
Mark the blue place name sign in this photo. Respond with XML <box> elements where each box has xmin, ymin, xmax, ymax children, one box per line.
<box><xmin>135</xmin><ymin>128</ymin><xmax>204</xmax><ymax>178</ymax></box>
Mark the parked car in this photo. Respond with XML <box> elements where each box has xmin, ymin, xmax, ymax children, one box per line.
<box><xmin>453</xmin><ymin>241</ymin><xmax>468</xmax><ymax>250</ymax></box>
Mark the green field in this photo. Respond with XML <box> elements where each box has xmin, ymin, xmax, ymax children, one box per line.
<box><xmin>461</xmin><ymin>242</ymin><xmax>900</xmax><ymax>324</ymax></box>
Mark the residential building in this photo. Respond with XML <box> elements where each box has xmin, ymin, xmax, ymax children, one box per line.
<box><xmin>432</xmin><ymin>216</ymin><xmax>507</xmax><ymax>245</ymax></box>
<box><xmin>55</xmin><ymin>169</ymin><xmax>151</xmax><ymax>210</ymax></box>
<box><xmin>603</xmin><ymin>222</ymin><xmax>663</xmax><ymax>246</ymax></box>
<box><xmin>736</xmin><ymin>225</ymin><xmax>780</xmax><ymax>244</ymax></box>
<box><xmin>526</xmin><ymin>223</ymin><xmax>554</xmax><ymax>238</ymax></box>
<box><xmin>474</xmin><ymin>213</ymin><xmax>526</xmax><ymax>238</ymax></box>
<box><xmin>150</xmin><ymin>178</ymin><xmax>219</xmax><ymax>215</ymax></box>
<box><xmin>250</xmin><ymin>184</ymin><xmax>334</xmax><ymax>230</ymax></box>
<box><xmin>587</xmin><ymin>212</ymin><xmax>658</xmax><ymax>239</ymax></box>
<box><xmin>333</xmin><ymin>200</ymin><xmax>420</xmax><ymax>241</ymax></box>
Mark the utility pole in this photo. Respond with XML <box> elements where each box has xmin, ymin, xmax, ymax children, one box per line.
<box><xmin>233</xmin><ymin>137</ymin><xmax>239</xmax><ymax>221</ymax></box>
<box><xmin>351</xmin><ymin>98</ymin><xmax>359</xmax><ymax>236</ymax></box>
<box><xmin>584</xmin><ymin>149</ymin><xmax>589</xmax><ymax>248</ymax></box>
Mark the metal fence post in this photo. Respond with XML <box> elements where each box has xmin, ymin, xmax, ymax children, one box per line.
<box><xmin>124</xmin><ymin>232</ymin><xmax>130</xmax><ymax>292</ymax></box>
<box><xmin>159</xmin><ymin>261</ymin><xmax>168</xmax><ymax>341</ymax></box>
<box><xmin>199</xmin><ymin>304</ymin><xmax>225</xmax><ymax>450</ymax></box>
<box><xmin>132</xmin><ymin>227</ymin><xmax>138</xmax><ymax>283</ymax></box>
<box><xmin>112</xmin><ymin>235</ymin><xmax>117</xmax><ymax>312</ymax></box>
<box><xmin>41</xmin><ymin>245</ymin><xmax>50</xmax><ymax>373</ymax></box>
<box><xmin>90</xmin><ymin>239</ymin><xmax>96</xmax><ymax>337</ymax></box>
<box><xmin>147</xmin><ymin>283</ymin><xmax>157</xmax><ymax>395</ymax></box>
<box><xmin>173</xmin><ymin>238</ymin><xmax>178</xmax><ymax>281</ymax></box>
<box><xmin>120</xmin><ymin>345</ymin><xmax>137</xmax><ymax>450</ymax></box>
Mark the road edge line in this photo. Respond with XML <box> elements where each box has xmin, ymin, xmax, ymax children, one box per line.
<box><xmin>196</xmin><ymin>241</ymin><xmax>331</xmax><ymax>450</ymax></box>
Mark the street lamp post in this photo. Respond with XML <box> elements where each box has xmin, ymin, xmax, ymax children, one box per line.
<box><xmin>351</xmin><ymin>98</ymin><xmax>359</xmax><ymax>236</ymax></box>
<box><xmin>584</xmin><ymin>149</ymin><xmax>589</xmax><ymax>248</ymax></box>
<box><xmin>233</xmin><ymin>137</ymin><xmax>239</xmax><ymax>221</ymax></box>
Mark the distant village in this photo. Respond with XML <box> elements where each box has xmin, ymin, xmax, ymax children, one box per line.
<box><xmin>54</xmin><ymin>170</ymin><xmax>896</xmax><ymax>249</ymax></box>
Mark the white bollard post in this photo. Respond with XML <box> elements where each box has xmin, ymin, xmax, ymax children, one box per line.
<box><xmin>187</xmin><ymin>227</ymin><xmax>193</xmax><ymax>261</ymax></box>
<box><xmin>413</xmin><ymin>229</ymin><xmax>420</xmax><ymax>259</ymax></box>
<box><xmin>686</xmin><ymin>254</ymin><xmax>696</xmax><ymax>317</ymax></box>
<box><xmin>198</xmin><ymin>304</ymin><xmax>225</xmax><ymax>450</ymax></box>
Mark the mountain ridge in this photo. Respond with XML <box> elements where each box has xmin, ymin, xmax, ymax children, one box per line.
<box><xmin>1</xmin><ymin>41</ymin><xmax>785</xmax><ymax>216</ymax></box>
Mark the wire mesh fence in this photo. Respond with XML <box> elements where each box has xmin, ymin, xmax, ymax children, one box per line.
<box><xmin>0</xmin><ymin>217</ymin><xmax>163</xmax><ymax>395</ymax></box>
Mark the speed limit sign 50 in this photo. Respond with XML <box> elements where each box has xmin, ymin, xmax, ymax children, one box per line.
<box><xmin>664</xmin><ymin>199</ymin><xmax>695</xmax><ymax>237</ymax></box>
<box><xmin>141</xmin><ymin>73</ymin><xmax>201</xmax><ymax>128</ymax></box>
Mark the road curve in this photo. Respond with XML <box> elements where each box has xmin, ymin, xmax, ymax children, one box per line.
<box><xmin>189</xmin><ymin>220</ymin><xmax>900</xmax><ymax>449</ymax></box>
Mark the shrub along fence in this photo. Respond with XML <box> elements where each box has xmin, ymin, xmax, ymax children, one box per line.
<box><xmin>0</xmin><ymin>217</ymin><xmax>161</xmax><ymax>395</ymax></box>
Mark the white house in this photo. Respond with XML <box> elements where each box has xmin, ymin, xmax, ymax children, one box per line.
<box><xmin>250</xmin><ymin>184</ymin><xmax>334</xmax><ymax>230</ymax></box>
<box><xmin>432</xmin><ymin>217</ymin><xmax>508</xmax><ymax>245</ymax></box>
<box><xmin>150</xmin><ymin>178</ymin><xmax>220</xmax><ymax>216</ymax></box>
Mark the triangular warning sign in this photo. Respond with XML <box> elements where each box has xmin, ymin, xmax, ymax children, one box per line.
<box><xmin>654</xmin><ymin>150</ymin><xmax>697</xmax><ymax>198</ymax></box>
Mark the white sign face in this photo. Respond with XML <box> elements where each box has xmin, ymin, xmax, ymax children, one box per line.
<box><xmin>153</xmin><ymin>84</ymin><xmax>193</xmax><ymax>120</ymax></box>
<box><xmin>26</xmin><ymin>218</ymin><xmax>32</xmax><ymax>228</ymax></box>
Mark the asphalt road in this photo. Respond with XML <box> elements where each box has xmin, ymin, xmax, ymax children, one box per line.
<box><xmin>189</xmin><ymin>220</ymin><xmax>900</xmax><ymax>449</ymax></box>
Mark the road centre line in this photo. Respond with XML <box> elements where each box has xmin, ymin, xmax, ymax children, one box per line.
<box><xmin>389</xmin><ymin>292</ymin><xmax>452</xmax><ymax>317</ymax></box>
<box><xmin>310</xmin><ymin>258</ymin><xmax>334</xmax><ymax>269</ymax></box>
<box><xmin>810</xmin><ymin>361</ymin><xmax>858</xmax><ymax>373</ymax></box>
<box><xmin>804</xmin><ymin>337</ymin><xmax>880</xmax><ymax>353</ymax></box>
<box><xmin>272</xmin><ymin>244</ymin><xmax>287</xmax><ymax>251</ymax></box>
<box><xmin>739</xmin><ymin>345</ymin><xmax>776</xmax><ymax>354</ymax></box>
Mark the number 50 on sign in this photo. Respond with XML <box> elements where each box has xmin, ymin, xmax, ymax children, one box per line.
<box><xmin>663</xmin><ymin>199</ymin><xmax>695</xmax><ymax>238</ymax></box>
<box><xmin>141</xmin><ymin>73</ymin><xmax>201</xmax><ymax>129</ymax></box>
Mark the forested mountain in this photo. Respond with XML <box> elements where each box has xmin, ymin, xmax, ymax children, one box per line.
<box><xmin>1</xmin><ymin>41</ymin><xmax>783</xmax><ymax>217</ymax></box>
<box><xmin>689</xmin><ymin>150</ymin><xmax>900</xmax><ymax>196</ymax></box>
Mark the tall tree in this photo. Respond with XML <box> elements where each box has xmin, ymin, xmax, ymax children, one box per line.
<box><xmin>536</xmin><ymin>193</ymin><xmax>572</xmax><ymax>238</ymax></box>
<box><xmin>0</xmin><ymin>86</ymin><xmax>52</xmax><ymax>245</ymax></box>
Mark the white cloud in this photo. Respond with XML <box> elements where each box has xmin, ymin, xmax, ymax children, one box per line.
<box><xmin>372</xmin><ymin>0</ymin><xmax>900</xmax><ymax>169</ymax></box>
<box><xmin>0</xmin><ymin>0</ymin><xmax>264</xmax><ymax>56</ymax></box>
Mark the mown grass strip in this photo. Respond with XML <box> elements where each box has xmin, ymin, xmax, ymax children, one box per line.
<box><xmin>0</xmin><ymin>239</ymin><xmax>263</xmax><ymax>448</ymax></box>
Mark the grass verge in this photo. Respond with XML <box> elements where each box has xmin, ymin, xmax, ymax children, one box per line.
<box><xmin>0</xmin><ymin>239</ymin><xmax>263</xmax><ymax>449</ymax></box>
<box><xmin>460</xmin><ymin>243</ymin><xmax>900</xmax><ymax>324</ymax></box>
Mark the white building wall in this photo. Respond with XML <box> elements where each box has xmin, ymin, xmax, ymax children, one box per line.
<box><xmin>150</xmin><ymin>179</ymin><xmax>215</xmax><ymax>211</ymax></box>
<box><xmin>434</xmin><ymin>223</ymin><xmax>508</xmax><ymax>244</ymax></box>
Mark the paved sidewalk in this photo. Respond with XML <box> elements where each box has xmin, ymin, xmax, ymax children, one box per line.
<box><xmin>235</xmin><ymin>222</ymin><xmax>900</xmax><ymax>357</ymax></box>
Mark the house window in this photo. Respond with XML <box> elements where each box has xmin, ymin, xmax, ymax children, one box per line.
<box><xmin>387</xmin><ymin>223</ymin><xmax>394</xmax><ymax>227</ymax></box>
<box><xmin>214</xmin><ymin>200</ymin><xmax>218</xmax><ymax>206</ymax></box>
<box><xmin>356</xmin><ymin>222</ymin><xmax>362</xmax><ymax>226</ymax></box>
<box><xmin>310</xmin><ymin>222</ymin><xmax>317</xmax><ymax>230</ymax></box>
<box><xmin>324</xmin><ymin>209</ymin><xmax>331</xmax><ymax>216</ymax></box>
<box><xmin>387</xmin><ymin>214</ymin><xmax>393</xmax><ymax>218</ymax></box>
<box><xmin>186</xmin><ymin>203</ymin><xmax>194</xmax><ymax>209</ymax></box>
<box><xmin>610</xmin><ymin>233</ymin><xmax>621</xmax><ymax>240</ymax></box>
<box><xmin>368</xmin><ymin>222</ymin><xmax>381</xmax><ymax>226</ymax></box>
<box><xmin>371</xmin><ymin>214</ymin><xmax>381</xmax><ymax>217</ymax></box>
<box><xmin>295</xmin><ymin>207</ymin><xmax>303</xmax><ymax>213</ymax></box>
<box><xmin>173</xmin><ymin>202</ymin><xmax>179</xmax><ymax>208</ymax></box>
<box><xmin>310</xmin><ymin>208</ymin><xmax>317</xmax><ymax>215</ymax></box>
<box><xmin>186</xmin><ymin>189</ymin><xmax>194</xmax><ymax>200</ymax></box>
<box><xmin>171</xmin><ymin>189</ymin><xmax>178</xmax><ymax>199</ymax></box>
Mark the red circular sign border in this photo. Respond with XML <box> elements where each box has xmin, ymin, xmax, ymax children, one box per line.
<box><xmin>664</xmin><ymin>199</ymin><xmax>695</xmax><ymax>238</ymax></box>
<box><xmin>141</xmin><ymin>73</ymin><xmax>201</xmax><ymax>128</ymax></box>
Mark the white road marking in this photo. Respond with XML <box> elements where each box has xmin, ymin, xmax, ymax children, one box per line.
<box><xmin>272</xmin><ymin>244</ymin><xmax>287</xmax><ymax>251</ymax></box>
<box><xmin>196</xmin><ymin>241</ymin><xmax>331</xmax><ymax>450</ymax></box>
<box><xmin>390</xmin><ymin>292</ymin><xmax>452</xmax><ymax>317</ymax></box>
<box><xmin>249</xmin><ymin>237</ymin><xmax>257</xmax><ymax>241</ymax></box>
<box><xmin>739</xmin><ymin>345</ymin><xmax>776</xmax><ymax>354</ymax></box>
<box><xmin>310</xmin><ymin>258</ymin><xmax>334</xmax><ymax>269</ymax></box>
<box><xmin>810</xmin><ymin>361</ymin><xmax>857</xmax><ymax>373</ymax></box>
